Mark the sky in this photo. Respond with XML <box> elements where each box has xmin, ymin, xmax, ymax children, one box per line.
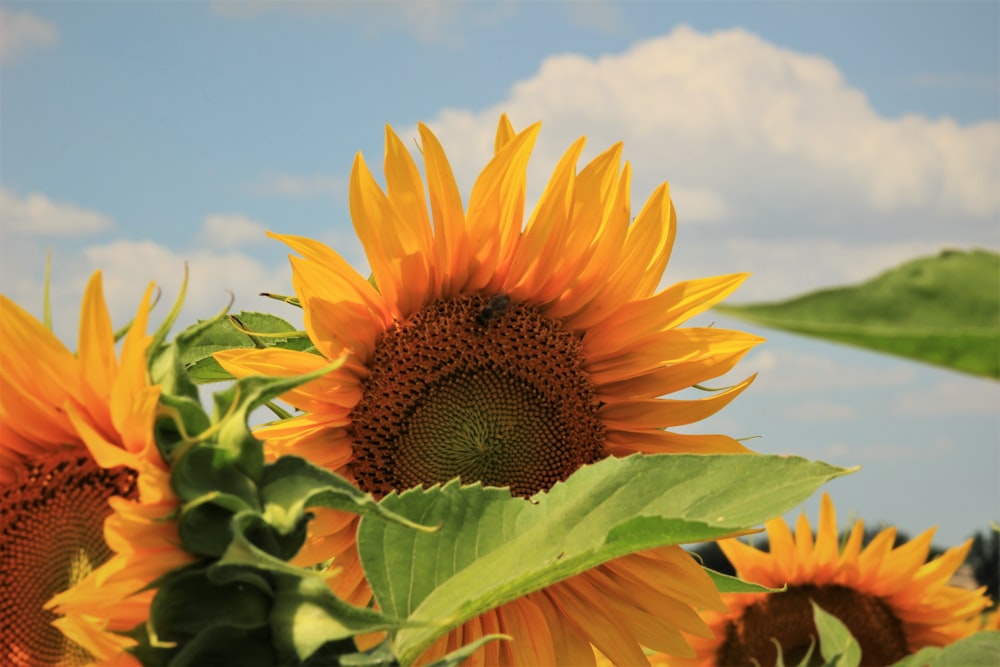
<box><xmin>1</xmin><ymin>1</ymin><xmax>998</xmax><ymax>548</ymax></box>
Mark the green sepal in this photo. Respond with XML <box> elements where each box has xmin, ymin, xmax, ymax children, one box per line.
<box><xmin>169</xmin><ymin>624</ymin><xmax>277</xmax><ymax>667</ymax></box>
<box><xmin>208</xmin><ymin>365</ymin><xmax>343</xmax><ymax>481</ymax></box>
<box><xmin>708</xmin><ymin>568</ymin><xmax>785</xmax><ymax>594</ymax></box>
<box><xmin>270</xmin><ymin>574</ymin><xmax>404</xmax><ymax>664</ymax></box>
<box><xmin>259</xmin><ymin>456</ymin><xmax>438</xmax><ymax>537</ymax></box>
<box><xmin>334</xmin><ymin>641</ymin><xmax>399</xmax><ymax>667</ymax></box>
<box><xmin>357</xmin><ymin>453</ymin><xmax>853</xmax><ymax>665</ymax></box>
<box><xmin>172</xmin><ymin>445</ymin><xmax>261</xmax><ymax>507</ymax></box>
<box><xmin>177</xmin><ymin>492</ymin><xmax>256</xmax><ymax>557</ymax></box>
<box><xmin>179</xmin><ymin>311</ymin><xmax>316</xmax><ymax>384</ymax></box>
<box><xmin>150</xmin><ymin>568</ymin><xmax>271</xmax><ymax>642</ymax></box>
<box><xmin>153</xmin><ymin>393</ymin><xmax>211</xmax><ymax>462</ymax></box>
<box><xmin>148</xmin><ymin>272</ymin><xmax>228</xmax><ymax>402</ymax></box>
<box><xmin>812</xmin><ymin>601</ymin><xmax>862</xmax><ymax>667</ymax></box>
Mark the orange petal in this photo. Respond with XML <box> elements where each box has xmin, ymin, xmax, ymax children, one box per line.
<box><xmin>418</xmin><ymin>122</ymin><xmax>469</xmax><ymax>296</ymax></box>
<box><xmin>599</xmin><ymin>376</ymin><xmax>755</xmax><ymax>429</ymax></box>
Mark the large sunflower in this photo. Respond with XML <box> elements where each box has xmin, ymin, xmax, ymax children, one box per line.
<box><xmin>0</xmin><ymin>272</ymin><xmax>188</xmax><ymax>666</ymax></box>
<box><xmin>674</xmin><ymin>493</ymin><xmax>992</xmax><ymax>666</ymax></box>
<box><xmin>216</xmin><ymin>115</ymin><xmax>763</xmax><ymax>664</ymax></box>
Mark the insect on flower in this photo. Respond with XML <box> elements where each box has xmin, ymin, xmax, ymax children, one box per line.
<box><xmin>476</xmin><ymin>294</ymin><xmax>511</xmax><ymax>327</ymax></box>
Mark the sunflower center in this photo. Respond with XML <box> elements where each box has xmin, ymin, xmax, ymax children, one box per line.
<box><xmin>717</xmin><ymin>584</ymin><xmax>910</xmax><ymax>666</ymax></box>
<box><xmin>349</xmin><ymin>294</ymin><xmax>607</xmax><ymax>498</ymax></box>
<box><xmin>1</xmin><ymin>451</ymin><xmax>139</xmax><ymax>666</ymax></box>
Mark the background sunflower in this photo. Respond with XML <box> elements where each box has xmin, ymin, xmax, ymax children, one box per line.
<box><xmin>674</xmin><ymin>493</ymin><xmax>993</xmax><ymax>666</ymax></box>
<box><xmin>0</xmin><ymin>272</ymin><xmax>165</xmax><ymax>665</ymax></box>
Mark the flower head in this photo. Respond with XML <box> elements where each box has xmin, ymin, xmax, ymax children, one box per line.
<box><xmin>217</xmin><ymin>115</ymin><xmax>762</xmax><ymax>664</ymax></box>
<box><xmin>0</xmin><ymin>272</ymin><xmax>185</xmax><ymax>665</ymax></box>
<box><xmin>676</xmin><ymin>493</ymin><xmax>993</xmax><ymax>666</ymax></box>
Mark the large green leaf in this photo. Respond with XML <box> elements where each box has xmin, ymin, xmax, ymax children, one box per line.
<box><xmin>715</xmin><ymin>249</ymin><xmax>1000</xmax><ymax>378</ymax></box>
<box><xmin>891</xmin><ymin>631</ymin><xmax>1000</xmax><ymax>667</ymax></box>
<box><xmin>357</xmin><ymin>453</ymin><xmax>852</xmax><ymax>665</ymax></box>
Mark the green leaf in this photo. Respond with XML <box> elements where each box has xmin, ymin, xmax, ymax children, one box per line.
<box><xmin>150</xmin><ymin>568</ymin><xmax>271</xmax><ymax>642</ymax></box>
<box><xmin>812</xmin><ymin>601</ymin><xmax>861</xmax><ymax>667</ymax></box>
<box><xmin>259</xmin><ymin>456</ymin><xmax>437</xmax><ymax>537</ymax></box>
<box><xmin>270</xmin><ymin>574</ymin><xmax>405</xmax><ymax>664</ymax></box>
<box><xmin>772</xmin><ymin>636</ymin><xmax>817</xmax><ymax>667</ymax></box>
<box><xmin>708</xmin><ymin>568</ymin><xmax>785</xmax><ymax>594</ymax></box>
<box><xmin>715</xmin><ymin>249</ymin><xmax>1000</xmax><ymax>378</ymax></box>
<box><xmin>172</xmin><ymin>445</ymin><xmax>261</xmax><ymax>506</ymax></box>
<box><xmin>169</xmin><ymin>624</ymin><xmax>276</xmax><ymax>667</ymax></box>
<box><xmin>149</xmin><ymin>288</ymin><xmax>228</xmax><ymax>401</ymax></box>
<box><xmin>177</xmin><ymin>493</ymin><xmax>255</xmax><ymax>557</ymax></box>
<box><xmin>180</xmin><ymin>311</ymin><xmax>315</xmax><ymax>384</ymax></box>
<box><xmin>891</xmin><ymin>631</ymin><xmax>1000</xmax><ymax>667</ymax></box>
<box><xmin>357</xmin><ymin>453</ymin><xmax>852</xmax><ymax>665</ymax></box>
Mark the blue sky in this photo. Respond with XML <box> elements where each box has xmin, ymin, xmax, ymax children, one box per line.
<box><xmin>1</xmin><ymin>1</ymin><xmax>998</xmax><ymax>547</ymax></box>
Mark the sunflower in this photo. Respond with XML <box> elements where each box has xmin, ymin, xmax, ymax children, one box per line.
<box><xmin>1</xmin><ymin>272</ymin><xmax>189</xmax><ymax>666</ymax></box>
<box><xmin>673</xmin><ymin>493</ymin><xmax>993</xmax><ymax>666</ymax></box>
<box><xmin>215</xmin><ymin>115</ymin><xmax>762</xmax><ymax>665</ymax></box>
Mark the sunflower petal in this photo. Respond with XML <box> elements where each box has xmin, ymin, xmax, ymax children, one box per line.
<box><xmin>418</xmin><ymin>122</ymin><xmax>469</xmax><ymax>296</ymax></box>
<box><xmin>599</xmin><ymin>376</ymin><xmax>755</xmax><ymax>429</ymax></box>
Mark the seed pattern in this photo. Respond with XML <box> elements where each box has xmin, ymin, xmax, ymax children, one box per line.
<box><xmin>350</xmin><ymin>294</ymin><xmax>607</xmax><ymax>498</ymax></box>
<box><xmin>716</xmin><ymin>583</ymin><xmax>910</xmax><ymax>666</ymax></box>
<box><xmin>1</xmin><ymin>452</ymin><xmax>138</xmax><ymax>667</ymax></box>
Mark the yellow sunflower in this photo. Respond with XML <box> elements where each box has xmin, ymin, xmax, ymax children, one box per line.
<box><xmin>215</xmin><ymin>114</ymin><xmax>763</xmax><ymax>665</ymax></box>
<box><xmin>673</xmin><ymin>493</ymin><xmax>992</xmax><ymax>666</ymax></box>
<box><xmin>0</xmin><ymin>272</ymin><xmax>189</xmax><ymax>666</ymax></box>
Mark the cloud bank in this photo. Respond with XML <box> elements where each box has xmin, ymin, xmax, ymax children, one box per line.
<box><xmin>0</xmin><ymin>7</ymin><xmax>58</xmax><ymax>64</ymax></box>
<box><xmin>408</xmin><ymin>26</ymin><xmax>1000</xmax><ymax>299</ymax></box>
<box><xmin>0</xmin><ymin>187</ymin><xmax>114</xmax><ymax>235</ymax></box>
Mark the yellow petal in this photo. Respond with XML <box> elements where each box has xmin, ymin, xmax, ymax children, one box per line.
<box><xmin>587</xmin><ymin>274</ymin><xmax>750</xmax><ymax>353</ymax></box>
<box><xmin>599</xmin><ymin>376</ymin><xmax>755</xmax><ymax>429</ymax></box>
<box><xmin>465</xmin><ymin>123</ymin><xmax>540</xmax><ymax>292</ymax></box>
<box><xmin>606</xmin><ymin>430</ymin><xmax>753</xmax><ymax>455</ymax></box>
<box><xmin>597</xmin><ymin>345</ymin><xmax>758</xmax><ymax>400</ymax></box>
<box><xmin>77</xmin><ymin>271</ymin><xmax>118</xmax><ymax>401</ymax></box>
<box><xmin>494</xmin><ymin>113</ymin><xmax>517</xmax><ymax>154</ymax></box>
<box><xmin>418</xmin><ymin>122</ymin><xmax>468</xmax><ymax>296</ymax></box>
<box><xmin>506</xmin><ymin>136</ymin><xmax>585</xmax><ymax>301</ymax></box>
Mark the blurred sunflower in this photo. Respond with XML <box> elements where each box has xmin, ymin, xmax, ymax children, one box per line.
<box><xmin>1</xmin><ymin>273</ymin><xmax>190</xmax><ymax>666</ymax></box>
<box><xmin>673</xmin><ymin>493</ymin><xmax>992</xmax><ymax>666</ymax></box>
<box><xmin>216</xmin><ymin>115</ymin><xmax>762</xmax><ymax>665</ymax></box>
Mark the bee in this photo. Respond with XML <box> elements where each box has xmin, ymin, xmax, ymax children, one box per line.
<box><xmin>476</xmin><ymin>294</ymin><xmax>511</xmax><ymax>327</ymax></box>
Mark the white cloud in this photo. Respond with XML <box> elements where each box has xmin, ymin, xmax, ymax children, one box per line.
<box><xmin>783</xmin><ymin>400</ymin><xmax>857</xmax><ymax>421</ymax></box>
<box><xmin>669</xmin><ymin>184</ymin><xmax>729</xmax><ymax>223</ymax></box>
<box><xmin>0</xmin><ymin>187</ymin><xmax>114</xmax><ymax>235</ymax></box>
<box><xmin>0</xmin><ymin>7</ymin><xmax>58</xmax><ymax>63</ymax></box>
<box><xmin>399</xmin><ymin>26</ymin><xmax>1000</xmax><ymax>299</ymax></box>
<box><xmin>745</xmin><ymin>348</ymin><xmax>917</xmax><ymax>393</ymax></box>
<box><xmin>252</xmin><ymin>173</ymin><xmax>346</xmax><ymax>198</ymax></box>
<box><xmin>890</xmin><ymin>376</ymin><xmax>1000</xmax><ymax>417</ymax></box>
<box><xmin>420</xmin><ymin>25</ymin><xmax>1000</xmax><ymax>218</ymax></box>
<box><xmin>2</xmin><ymin>237</ymin><xmax>298</xmax><ymax>351</ymax></box>
<box><xmin>81</xmin><ymin>240</ymin><xmax>294</xmax><ymax>329</ymax></box>
<box><xmin>199</xmin><ymin>213</ymin><xmax>269</xmax><ymax>248</ymax></box>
